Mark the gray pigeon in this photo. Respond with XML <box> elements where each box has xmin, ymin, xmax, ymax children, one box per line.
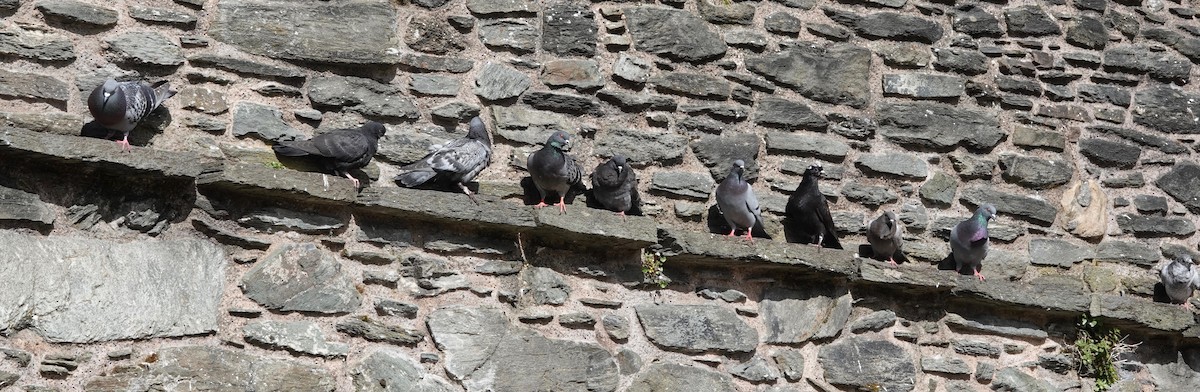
<box><xmin>785</xmin><ymin>163</ymin><xmax>842</xmax><ymax>249</ymax></box>
<box><xmin>590</xmin><ymin>154</ymin><xmax>641</xmax><ymax>218</ymax></box>
<box><xmin>949</xmin><ymin>204</ymin><xmax>996</xmax><ymax>281</ymax></box>
<box><xmin>867</xmin><ymin>211</ymin><xmax>902</xmax><ymax>265</ymax></box>
<box><xmin>395</xmin><ymin>116</ymin><xmax>492</xmax><ymax>204</ymax></box>
<box><xmin>272</xmin><ymin>121</ymin><xmax>387</xmax><ymax>189</ymax></box>
<box><xmin>527</xmin><ymin>130</ymin><xmax>584</xmax><ymax>213</ymax></box>
<box><xmin>87</xmin><ymin>78</ymin><xmax>176</xmax><ymax>152</ymax></box>
<box><xmin>1160</xmin><ymin>255</ymin><xmax>1198</xmax><ymax>308</ymax></box>
<box><xmin>715</xmin><ymin>159</ymin><xmax>763</xmax><ymax>242</ymax></box>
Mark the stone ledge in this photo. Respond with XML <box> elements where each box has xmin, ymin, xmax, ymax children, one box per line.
<box><xmin>0</xmin><ymin>127</ymin><xmax>214</xmax><ymax>179</ymax></box>
<box><xmin>657</xmin><ymin>228</ymin><xmax>860</xmax><ymax>277</ymax></box>
<box><xmin>197</xmin><ymin>161</ymin><xmax>357</xmax><ymax>205</ymax></box>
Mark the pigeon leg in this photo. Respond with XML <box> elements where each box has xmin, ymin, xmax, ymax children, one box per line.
<box><xmin>616</xmin><ymin>211</ymin><xmax>627</xmax><ymax>221</ymax></box>
<box><xmin>534</xmin><ymin>200</ymin><xmax>549</xmax><ymax>208</ymax></box>
<box><xmin>459</xmin><ymin>183</ymin><xmax>480</xmax><ymax>205</ymax></box>
<box><xmin>555</xmin><ymin>195</ymin><xmax>567</xmax><ymax>214</ymax></box>
<box><xmin>1183</xmin><ymin>301</ymin><xmax>1194</xmax><ymax>310</ymax></box>
<box><xmin>342</xmin><ymin>172</ymin><xmax>361</xmax><ymax>189</ymax></box>
<box><xmin>727</xmin><ymin>228</ymin><xmax>736</xmax><ymax>237</ymax></box>
<box><xmin>973</xmin><ymin>267</ymin><xmax>986</xmax><ymax>281</ymax></box>
<box><xmin>115</xmin><ymin>133</ymin><xmax>132</xmax><ymax>152</ymax></box>
<box><xmin>887</xmin><ymin>257</ymin><xmax>898</xmax><ymax>266</ymax></box>
<box><xmin>742</xmin><ymin>231</ymin><xmax>754</xmax><ymax>242</ymax></box>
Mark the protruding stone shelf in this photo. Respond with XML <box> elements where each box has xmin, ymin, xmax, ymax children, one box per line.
<box><xmin>0</xmin><ymin>127</ymin><xmax>214</xmax><ymax>179</ymax></box>
<box><xmin>197</xmin><ymin>161</ymin><xmax>358</xmax><ymax>205</ymax></box>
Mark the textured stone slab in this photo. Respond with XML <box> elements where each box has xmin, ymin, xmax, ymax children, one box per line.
<box><xmin>356</xmin><ymin>186</ymin><xmax>536</xmax><ymax>229</ymax></box>
<box><xmin>998</xmin><ymin>154</ymin><xmax>1072</xmax><ymax>189</ymax></box>
<box><xmin>819</xmin><ymin>337</ymin><xmax>916</xmax><ymax>392</ymax></box>
<box><xmin>335</xmin><ymin>317</ymin><xmax>424</xmax><ymax>346</ymax></box>
<box><xmin>239</xmin><ymin>242</ymin><xmax>361</xmax><ymax>314</ymax></box>
<box><xmin>534</xmin><ymin>204</ymin><xmax>658</xmax><ymax>249</ymax></box>
<box><xmin>36</xmin><ymin>0</ymin><xmax>117</xmax><ymax>27</ymax></box>
<box><xmin>635</xmin><ymin>304</ymin><xmax>758</xmax><ymax>353</ymax></box>
<box><xmin>399</xmin><ymin>53</ymin><xmax>474</xmax><ymax>73</ymax></box>
<box><xmin>827</xmin><ymin>9</ymin><xmax>943</xmax><ymax>43</ymax></box>
<box><xmin>129</xmin><ymin>5</ymin><xmax>198</xmax><ymax>27</ymax></box>
<box><xmin>540</xmin><ymin>59</ymin><xmax>604</xmax><ymax>90</ymax></box>
<box><xmin>85</xmin><ymin>346</ymin><xmax>335</xmax><ymax>391</ymax></box>
<box><xmin>0</xmin><ymin>24</ymin><xmax>75</xmax><ymax>62</ymax></box>
<box><xmin>649</xmin><ymin>171</ymin><xmax>715</xmax><ymax>200</ymax></box>
<box><xmin>0</xmin><ymin>186</ymin><xmax>55</xmax><ymax>228</ymax></box>
<box><xmin>478</xmin><ymin>19</ymin><xmax>538</xmax><ymax>53</ymax></box>
<box><xmin>428</xmin><ymin>306</ymin><xmax>618</xmax><ymax>391</ymax></box>
<box><xmin>761</xmin><ymin>287</ymin><xmax>853</xmax><ymax>343</ymax></box>
<box><xmin>1028</xmin><ymin>238</ymin><xmax>1093</xmax><ymax>267</ymax></box>
<box><xmin>0</xmin><ymin>69</ymin><xmax>69</xmax><ymax>103</ymax></box>
<box><xmin>855</xmin><ymin>153</ymin><xmax>928</xmax><ymax>179</ymax></box>
<box><xmin>352</xmin><ymin>349</ymin><xmax>456</xmax><ymax>392</ymax></box>
<box><xmin>594</xmin><ymin>127</ymin><xmax>686</xmax><ymax>165</ymax></box>
<box><xmin>308</xmin><ymin>75</ymin><xmax>418</xmax><ymax>120</ymax></box>
<box><xmin>626</xmin><ymin>6</ymin><xmax>727</xmax><ymax>63</ymax></box>
<box><xmin>627</xmin><ymin>363</ymin><xmax>736</xmax><ymax>392</ymax></box>
<box><xmin>231</xmin><ymin>101</ymin><xmax>302</xmax><ymax>142</ymax></box>
<box><xmin>960</xmin><ymin>185</ymin><xmax>1057</xmax><ymax>225</ymax></box>
<box><xmin>765</xmin><ymin>132</ymin><xmax>850</xmax><ymax>161</ymax></box>
<box><xmin>878</xmin><ymin>102</ymin><xmax>1004</xmax><ymax>151</ymax></box>
<box><xmin>754</xmin><ymin>97</ymin><xmax>828</xmax><ymax>130</ymax></box>
<box><xmin>1116</xmin><ymin>214</ymin><xmax>1196</xmax><ymax>237</ymax></box>
<box><xmin>1</xmin><ymin>127</ymin><xmax>214</xmax><ymax>178</ymax></box>
<box><xmin>0</xmin><ymin>232</ymin><xmax>225</xmax><ymax>343</ymax></box>
<box><xmin>244</xmin><ymin>320</ymin><xmax>349</xmax><ymax>357</ymax></box>
<box><xmin>942</xmin><ymin>313</ymin><xmax>1048</xmax><ymax>340</ymax></box>
<box><xmin>0</xmin><ymin>111</ymin><xmax>83</xmax><ymax>136</ymax></box>
<box><xmin>1157</xmin><ymin>164</ymin><xmax>1200</xmax><ymax>214</ymax></box>
<box><xmin>542</xmin><ymin>2</ymin><xmax>596</xmax><ymax>57</ymax></box>
<box><xmin>474</xmin><ymin>62</ymin><xmax>531</xmax><ymax>101</ymax></box>
<box><xmin>466</xmin><ymin>0</ymin><xmax>537</xmax><ymax>15</ymax></box>
<box><xmin>211</xmin><ymin>0</ymin><xmax>399</xmax><ymax>64</ymax></box>
<box><xmin>747</xmin><ymin>43</ymin><xmax>871</xmax><ymax>107</ymax></box>
<box><xmin>105</xmin><ymin>31</ymin><xmax>185</xmax><ymax>67</ymax></box>
<box><xmin>1133</xmin><ymin>87</ymin><xmax>1200</xmax><ymax>134</ymax></box>
<box><xmin>490</xmin><ymin>105</ymin><xmax>572</xmax><ymax>145</ymax></box>
<box><xmin>187</xmin><ymin>52</ymin><xmax>306</xmax><ymax>81</ymax></box>
<box><xmin>197</xmin><ymin>160</ymin><xmax>358</xmax><ymax>206</ymax></box>
<box><xmin>660</xmin><ymin>228</ymin><xmax>859</xmax><ymax>275</ymax></box>
<box><xmin>882</xmin><ymin>73</ymin><xmax>964</xmax><ymax>98</ymax></box>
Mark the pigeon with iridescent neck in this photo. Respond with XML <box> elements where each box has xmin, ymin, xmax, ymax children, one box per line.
<box><xmin>1160</xmin><ymin>255</ymin><xmax>1198</xmax><ymax>309</ymax></box>
<box><xmin>527</xmin><ymin>130</ymin><xmax>584</xmax><ymax>213</ymax></box>
<box><xmin>714</xmin><ymin>159</ymin><xmax>763</xmax><ymax>242</ymax></box>
<box><xmin>949</xmin><ymin>204</ymin><xmax>996</xmax><ymax>281</ymax></box>
<box><xmin>867</xmin><ymin>210</ymin><xmax>902</xmax><ymax>265</ymax></box>
<box><xmin>87</xmin><ymin>78</ymin><xmax>176</xmax><ymax>152</ymax></box>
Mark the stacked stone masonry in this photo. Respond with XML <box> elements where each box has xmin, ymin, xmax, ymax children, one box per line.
<box><xmin>2</xmin><ymin>0</ymin><xmax>1200</xmax><ymax>391</ymax></box>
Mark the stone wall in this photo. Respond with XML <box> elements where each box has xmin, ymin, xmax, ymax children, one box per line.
<box><xmin>2</xmin><ymin>0</ymin><xmax>1200</xmax><ymax>391</ymax></box>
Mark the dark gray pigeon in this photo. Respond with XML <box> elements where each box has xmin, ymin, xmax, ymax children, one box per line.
<box><xmin>395</xmin><ymin>116</ymin><xmax>492</xmax><ymax>204</ymax></box>
<box><xmin>272</xmin><ymin>121</ymin><xmax>387</xmax><ymax>189</ymax></box>
<box><xmin>527</xmin><ymin>130</ymin><xmax>584</xmax><ymax>213</ymax></box>
<box><xmin>87</xmin><ymin>78</ymin><xmax>176</xmax><ymax>152</ymax></box>
<box><xmin>867</xmin><ymin>210</ymin><xmax>902</xmax><ymax>265</ymax></box>
<box><xmin>715</xmin><ymin>159</ymin><xmax>763</xmax><ymax>242</ymax></box>
<box><xmin>785</xmin><ymin>163</ymin><xmax>842</xmax><ymax>249</ymax></box>
<box><xmin>949</xmin><ymin>204</ymin><xmax>996</xmax><ymax>281</ymax></box>
<box><xmin>1160</xmin><ymin>255</ymin><xmax>1198</xmax><ymax>308</ymax></box>
<box><xmin>590</xmin><ymin>154</ymin><xmax>641</xmax><ymax>218</ymax></box>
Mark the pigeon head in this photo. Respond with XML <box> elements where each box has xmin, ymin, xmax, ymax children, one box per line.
<box><xmin>973</xmin><ymin>204</ymin><xmax>997</xmax><ymax>223</ymax></box>
<box><xmin>467</xmin><ymin>116</ymin><xmax>490</xmax><ymax>143</ymax></box>
<box><xmin>546</xmin><ymin>131</ymin><xmax>571</xmax><ymax>151</ymax></box>
<box><xmin>729</xmin><ymin>159</ymin><xmax>746</xmax><ymax>180</ymax></box>
<box><xmin>882</xmin><ymin>210</ymin><xmax>896</xmax><ymax>225</ymax></box>
<box><xmin>803</xmin><ymin>163</ymin><xmax>825</xmax><ymax>179</ymax></box>
<box><xmin>610</xmin><ymin>154</ymin><xmax>627</xmax><ymax>173</ymax></box>
<box><xmin>87</xmin><ymin>79</ymin><xmax>125</xmax><ymax>126</ymax></box>
<box><xmin>361</xmin><ymin>121</ymin><xmax>387</xmax><ymax>139</ymax></box>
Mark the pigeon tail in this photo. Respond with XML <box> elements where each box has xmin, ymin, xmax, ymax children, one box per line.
<box><xmin>150</xmin><ymin>81</ymin><xmax>177</xmax><ymax>108</ymax></box>
<box><xmin>272</xmin><ymin>142</ymin><xmax>318</xmax><ymax>157</ymax></box>
<box><xmin>395</xmin><ymin>169</ymin><xmax>438</xmax><ymax>187</ymax></box>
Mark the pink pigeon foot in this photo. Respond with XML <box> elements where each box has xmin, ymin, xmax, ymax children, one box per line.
<box><xmin>534</xmin><ymin>200</ymin><xmax>549</xmax><ymax>209</ymax></box>
<box><xmin>555</xmin><ymin>196</ymin><xmax>567</xmax><ymax>214</ymax></box>
<box><xmin>973</xmin><ymin>269</ymin><xmax>986</xmax><ymax>281</ymax></box>
<box><xmin>742</xmin><ymin>231</ymin><xmax>754</xmax><ymax>242</ymax></box>
<box><xmin>887</xmin><ymin>258</ymin><xmax>898</xmax><ymax>266</ymax></box>
<box><xmin>115</xmin><ymin>135</ymin><xmax>132</xmax><ymax>152</ymax></box>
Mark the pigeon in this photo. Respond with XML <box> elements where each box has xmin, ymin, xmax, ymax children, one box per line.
<box><xmin>949</xmin><ymin>204</ymin><xmax>996</xmax><ymax>281</ymax></box>
<box><xmin>590</xmin><ymin>154</ymin><xmax>641</xmax><ymax>218</ymax></box>
<box><xmin>714</xmin><ymin>159</ymin><xmax>763</xmax><ymax>242</ymax></box>
<box><xmin>867</xmin><ymin>210</ymin><xmax>902</xmax><ymax>265</ymax></box>
<box><xmin>785</xmin><ymin>163</ymin><xmax>842</xmax><ymax>249</ymax></box>
<box><xmin>395</xmin><ymin>116</ymin><xmax>492</xmax><ymax>204</ymax></box>
<box><xmin>87</xmin><ymin>78</ymin><xmax>176</xmax><ymax>152</ymax></box>
<box><xmin>1160</xmin><ymin>255</ymin><xmax>1198</xmax><ymax>309</ymax></box>
<box><xmin>272</xmin><ymin>121</ymin><xmax>387</xmax><ymax>189</ymax></box>
<box><xmin>527</xmin><ymin>130</ymin><xmax>584</xmax><ymax>213</ymax></box>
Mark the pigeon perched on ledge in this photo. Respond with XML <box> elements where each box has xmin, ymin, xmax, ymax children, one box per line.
<box><xmin>272</xmin><ymin>121</ymin><xmax>387</xmax><ymax>190</ymax></box>
<box><xmin>395</xmin><ymin>116</ymin><xmax>492</xmax><ymax>204</ymax></box>
<box><xmin>950</xmin><ymin>204</ymin><xmax>996</xmax><ymax>281</ymax></box>
<box><xmin>527</xmin><ymin>130</ymin><xmax>584</xmax><ymax>214</ymax></box>
<box><xmin>87</xmin><ymin>78</ymin><xmax>176</xmax><ymax>152</ymax></box>
<box><xmin>867</xmin><ymin>210</ymin><xmax>902</xmax><ymax>265</ymax></box>
<box><xmin>715</xmin><ymin>159</ymin><xmax>763</xmax><ymax>242</ymax></box>
<box><xmin>590</xmin><ymin>154</ymin><xmax>641</xmax><ymax>218</ymax></box>
<box><xmin>785</xmin><ymin>163</ymin><xmax>842</xmax><ymax>249</ymax></box>
<box><xmin>1160</xmin><ymin>255</ymin><xmax>1198</xmax><ymax>309</ymax></box>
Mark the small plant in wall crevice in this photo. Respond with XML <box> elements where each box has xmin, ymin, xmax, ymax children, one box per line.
<box><xmin>1071</xmin><ymin>316</ymin><xmax>1139</xmax><ymax>391</ymax></box>
<box><xmin>641</xmin><ymin>250</ymin><xmax>669</xmax><ymax>289</ymax></box>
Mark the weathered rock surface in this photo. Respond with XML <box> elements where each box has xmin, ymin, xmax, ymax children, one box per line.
<box><xmin>627</xmin><ymin>363</ymin><xmax>735</xmax><ymax>392</ymax></box>
<box><xmin>0</xmin><ymin>232</ymin><xmax>224</xmax><ymax>343</ymax></box>
<box><xmin>594</xmin><ymin>127</ymin><xmax>687</xmax><ymax>164</ymax></box>
<box><xmin>211</xmin><ymin>0</ymin><xmax>399</xmax><ymax>64</ymax></box>
<box><xmin>626</xmin><ymin>7</ymin><xmax>727</xmax><ymax>63</ymax></box>
<box><xmin>308</xmin><ymin>75</ymin><xmax>418</xmax><ymax>120</ymax></box>
<box><xmin>475</xmin><ymin>62</ymin><xmax>531</xmax><ymax>101</ymax></box>
<box><xmin>36</xmin><ymin>0</ymin><xmax>117</xmax><ymax>28</ymax></box>
<box><xmin>747</xmin><ymin>44</ymin><xmax>871</xmax><ymax>107</ymax></box>
<box><xmin>427</xmin><ymin>306</ymin><xmax>619</xmax><ymax>391</ymax></box>
<box><xmin>0</xmin><ymin>186</ymin><xmax>55</xmax><ymax>228</ymax></box>
<box><xmin>0</xmin><ymin>69</ymin><xmax>70</xmax><ymax>103</ymax></box>
<box><xmin>635</xmin><ymin>304</ymin><xmax>758</xmax><ymax>353</ymax></box>
<box><xmin>243</xmin><ymin>320</ymin><xmax>349</xmax><ymax>357</ymax></box>
<box><xmin>231</xmin><ymin>102</ymin><xmax>303</xmax><ymax>142</ymax></box>
<box><xmin>1157</xmin><ymin>164</ymin><xmax>1200</xmax><ymax>214</ymax></box>
<box><xmin>0</xmin><ymin>24</ymin><xmax>75</xmax><ymax>62</ymax></box>
<box><xmin>819</xmin><ymin>337</ymin><xmax>916</xmax><ymax>392</ymax></box>
<box><xmin>878</xmin><ymin>102</ymin><xmax>1004</xmax><ymax>151</ymax></box>
<box><xmin>352</xmin><ymin>348</ymin><xmax>456</xmax><ymax>392</ymax></box>
<box><xmin>85</xmin><ymin>346</ymin><xmax>335</xmax><ymax>391</ymax></box>
<box><xmin>240</xmin><ymin>242</ymin><xmax>361</xmax><ymax>314</ymax></box>
<box><xmin>542</xmin><ymin>2</ymin><xmax>596</xmax><ymax>57</ymax></box>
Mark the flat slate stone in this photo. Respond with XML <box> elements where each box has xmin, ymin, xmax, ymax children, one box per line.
<box><xmin>627</xmin><ymin>363</ymin><xmax>735</xmax><ymax>392</ymax></box>
<box><xmin>1133</xmin><ymin>87</ymin><xmax>1200</xmax><ymax>134</ymax></box>
<box><xmin>399</xmin><ymin>53</ymin><xmax>474</xmax><ymax>73</ymax></box>
<box><xmin>36</xmin><ymin>0</ymin><xmax>117</xmax><ymax>27</ymax></box>
<box><xmin>992</xmin><ymin>367</ymin><xmax>1054</xmax><ymax>392</ymax></box>
<box><xmin>1116</xmin><ymin>214</ymin><xmax>1196</xmax><ymax>237</ymax></box>
<box><xmin>478</xmin><ymin>19</ymin><xmax>538</xmax><ymax>53</ymax></box>
<box><xmin>540</xmin><ymin>59</ymin><xmax>604</xmax><ymax>91</ymax></box>
<box><xmin>1094</xmin><ymin>240</ymin><xmax>1159</xmax><ymax>266</ymax></box>
<box><xmin>129</xmin><ymin>5</ymin><xmax>198</xmax><ymax>27</ymax></box>
<box><xmin>1157</xmin><ymin>164</ymin><xmax>1200</xmax><ymax>214</ymax></box>
<box><xmin>998</xmin><ymin>154</ymin><xmax>1072</xmax><ymax>189</ymax></box>
<box><xmin>104</xmin><ymin>30</ymin><xmax>185</xmax><ymax>67</ymax></box>
<box><xmin>654</xmin><ymin>72</ymin><xmax>730</xmax><ymax>100</ymax></box>
<box><xmin>1028</xmin><ymin>238</ymin><xmax>1093</xmax><ymax>267</ymax></box>
<box><xmin>692</xmin><ymin>133</ymin><xmax>762</xmax><ymax>181</ymax></box>
<box><xmin>542</xmin><ymin>2</ymin><xmax>596</xmax><ymax>57</ymax></box>
<box><xmin>405</xmin><ymin>14</ymin><xmax>464</xmax><ymax>55</ymax></box>
<box><xmin>1066</xmin><ymin>15</ymin><xmax>1106</xmax><ymax>49</ymax></box>
<box><xmin>819</xmin><ymin>337</ymin><xmax>916</xmax><ymax>392</ymax></box>
<box><xmin>307</xmin><ymin>75</ymin><xmax>418</xmax><ymax>120</ymax></box>
<box><xmin>231</xmin><ymin>102</ymin><xmax>303</xmax><ymax>142</ymax></box>
<box><xmin>475</xmin><ymin>62</ymin><xmax>531</xmax><ymax>101</ymax></box>
<box><xmin>650</xmin><ymin>171</ymin><xmax>715</xmax><ymax>200</ymax></box>
<box><xmin>0</xmin><ymin>232</ymin><xmax>225</xmax><ymax>343</ymax></box>
<box><xmin>698</xmin><ymin>0</ymin><xmax>755</xmax><ymax>25</ymax></box>
<box><xmin>211</xmin><ymin>0</ymin><xmax>399</xmax><ymax>64</ymax></box>
<box><xmin>1090</xmin><ymin>125</ymin><xmax>1187</xmax><ymax>154</ymax></box>
<box><xmin>84</xmin><ymin>346</ymin><xmax>335</xmax><ymax>391</ymax></box>
<box><xmin>754</xmin><ymin>97</ymin><xmax>828</xmax><ymax>130</ymax></box>
<box><xmin>410</xmin><ymin>74</ymin><xmax>460</xmax><ymax>96</ymax></box>
<box><xmin>521</xmin><ymin>90</ymin><xmax>599</xmax><ymax>114</ymax></box>
<box><xmin>922</xmin><ymin>356</ymin><xmax>971</xmax><ymax>375</ymax></box>
<box><xmin>351</xmin><ymin>349</ymin><xmax>456</xmax><ymax>392</ymax></box>
<box><xmin>335</xmin><ymin>316</ymin><xmax>424</xmax><ymax>346</ymax></box>
<box><xmin>490</xmin><ymin>105</ymin><xmax>572</xmax><ymax>145</ymax></box>
<box><xmin>953</xmin><ymin>5</ymin><xmax>1002</xmax><ymax>37</ymax></box>
<box><xmin>878</xmin><ymin>102</ymin><xmax>1004</xmax><ymax>151</ymax></box>
<box><xmin>0</xmin><ymin>69</ymin><xmax>70</xmax><ymax>103</ymax></box>
<box><xmin>826</xmin><ymin>8</ymin><xmax>943</xmax><ymax>43</ymax></box>
<box><xmin>1079</xmin><ymin>138</ymin><xmax>1140</xmax><ymax>168</ymax></box>
<box><xmin>0</xmin><ymin>24</ymin><xmax>76</xmax><ymax>62</ymax></box>
<box><xmin>465</xmin><ymin>0</ymin><xmax>537</xmax><ymax>15</ymax></box>
<box><xmin>187</xmin><ymin>52</ymin><xmax>306</xmax><ymax>82</ymax></box>
<box><xmin>765</xmin><ymin>132</ymin><xmax>850</xmax><ymax>161</ymax></box>
<box><xmin>594</xmin><ymin>127</ymin><xmax>687</xmax><ymax>165</ymax></box>
<box><xmin>635</xmin><ymin>304</ymin><xmax>758</xmax><ymax>353</ymax></box>
<box><xmin>243</xmin><ymin>320</ymin><xmax>349</xmax><ymax>357</ymax></box>
<box><xmin>933</xmin><ymin>47</ymin><xmax>989</xmax><ymax>75</ymax></box>
<box><xmin>428</xmin><ymin>306</ymin><xmax>619</xmax><ymax>391</ymax></box>
<box><xmin>882</xmin><ymin>73</ymin><xmax>964</xmax><ymax>98</ymax></box>
<box><xmin>960</xmin><ymin>185</ymin><xmax>1057</xmax><ymax>225</ymax></box>
<box><xmin>761</xmin><ymin>288</ymin><xmax>852</xmax><ymax>343</ymax></box>
<box><xmin>1103</xmin><ymin>45</ymin><xmax>1191</xmax><ymax>82</ymax></box>
<box><xmin>943</xmin><ymin>313</ymin><xmax>1048</xmax><ymax>340</ymax></box>
<box><xmin>239</xmin><ymin>242</ymin><xmax>361</xmax><ymax>314</ymax></box>
<box><xmin>747</xmin><ymin>43</ymin><xmax>871</xmax><ymax>108</ymax></box>
<box><xmin>1005</xmin><ymin>5</ymin><xmax>1061</xmax><ymax>36</ymax></box>
<box><xmin>0</xmin><ymin>186</ymin><xmax>55</xmax><ymax>228</ymax></box>
<box><xmin>625</xmin><ymin>6</ymin><xmax>727</xmax><ymax>63</ymax></box>
<box><xmin>855</xmin><ymin>153</ymin><xmax>928</xmax><ymax>179</ymax></box>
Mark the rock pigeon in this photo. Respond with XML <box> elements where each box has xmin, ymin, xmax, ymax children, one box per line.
<box><xmin>1160</xmin><ymin>255</ymin><xmax>1198</xmax><ymax>308</ymax></box>
<box><xmin>87</xmin><ymin>78</ymin><xmax>176</xmax><ymax>152</ymax></box>
<box><xmin>949</xmin><ymin>204</ymin><xmax>996</xmax><ymax>281</ymax></box>
<box><xmin>785</xmin><ymin>163</ymin><xmax>842</xmax><ymax>249</ymax></box>
<box><xmin>527</xmin><ymin>130</ymin><xmax>584</xmax><ymax>213</ymax></box>
<box><xmin>715</xmin><ymin>159</ymin><xmax>763</xmax><ymax>242</ymax></box>
<box><xmin>867</xmin><ymin>210</ymin><xmax>902</xmax><ymax>265</ymax></box>
<box><xmin>272</xmin><ymin>121</ymin><xmax>387</xmax><ymax>189</ymax></box>
<box><xmin>590</xmin><ymin>154</ymin><xmax>641</xmax><ymax>218</ymax></box>
<box><xmin>395</xmin><ymin>116</ymin><xmax>492</xmax><ymax>204</ymax></box>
